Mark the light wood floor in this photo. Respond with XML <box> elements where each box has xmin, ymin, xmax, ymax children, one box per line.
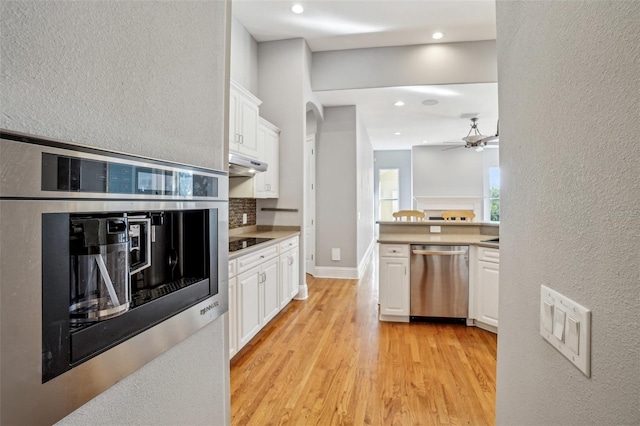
<box><xmin>230</xmin><ymin>260</ymin><xmax>497</xmax><ymax>425</ymax></box>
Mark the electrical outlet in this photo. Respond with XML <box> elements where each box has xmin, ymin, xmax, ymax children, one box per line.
<box><xmin>242</xmin><ymin>213</ymin><xmax>247</xmax><ymax>224</ymax></box>
<box><xmin>331</xmin><ymin>248</ymin><xmax>341</xmax><ymax>261</ymax></box>
<box><xmin>430</xmin><ymin>226</ymin><xmax>441</xmax><ymax>233</ymax></box>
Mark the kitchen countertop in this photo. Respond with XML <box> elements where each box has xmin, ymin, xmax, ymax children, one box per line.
<box><xmin>228</xmin><ymin>228</ymin><xmax>301</xmax><ymax>259</ymax></box>
<box><xmin>377</xmin><ymin>233</ymin><xmax>499</xmax><ymax>249</ymax></box>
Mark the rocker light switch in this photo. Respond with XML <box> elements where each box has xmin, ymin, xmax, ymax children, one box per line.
<box><xmin>553</xmin><ymin>308</ymin><xmax>565</xmax><ymax>341</ymax></box>
<box><xmin>567</xmin><ymin>316</ymin><xmax>580</xmax><ymax>354</ymax></box>
<box><xmin>543</xmin><ymin>300</ymin><xmax>554</xmax><ymax>333</ymax></box>
<box><xmin>540</xmin><ymin>285</ymin><xmax>591</xmax><ymax>377</ymax></box>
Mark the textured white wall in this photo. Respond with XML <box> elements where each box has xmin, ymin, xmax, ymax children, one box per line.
<box><xmin>256</xmin><ymin>39</ymin><xmax>306</xmax><ymax>228</ymax></box>
<box><xmin>356</xmin><ymin>114</ymin><xmax>375</xmax><ymax>263</ymax></box>
<box><xmin>312</xmin><ymin>40</ymin><xmax>497</xmax><ymax>91</ymax></box>
<box><xmin>1</xmin><ymin>1</ymin><xmax>226</xmax><ymax>170</ymax></box>
<box><xmin>412</xmin><ymin>145</ymin><xmax>485</xmax><ymax>198</ymax></box>
<box><xmin>1</xmin><ymin>1</ymin><xmax>230</xmax><ymax>424</ymax></box>
<box><xmin>230</xmin><ymin>16</ymin><xmax>258</xmax><ymax>95</ymax></box>
<box><xmin>316</xmin><ymin>106</ymin><xmax>358</xmax><ymax>267</ymax></box>
<box><xmin>496</xmin><ymin>1</ymin><xmax>640</xmax><ymax>424</ymax></box>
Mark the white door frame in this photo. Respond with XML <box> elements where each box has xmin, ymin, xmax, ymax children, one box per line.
<box><xmin>297</xmin><ymin>134</ymin><xmax>316</xmax><ymax>300</ymax></box>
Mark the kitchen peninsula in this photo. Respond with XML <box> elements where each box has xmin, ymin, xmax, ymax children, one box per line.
<box><xmin>377</xmin><ymin>220</ymin><xmax>500</xmax><ymax>333</ymax></box>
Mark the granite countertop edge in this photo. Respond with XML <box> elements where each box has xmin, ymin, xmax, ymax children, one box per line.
<box><xmin>377</xmin><ymin>221</ymin><xmax>499</xmax><ymax>227</ymax></box>
<box><xmin>377</xmin><ymin>233</ymin><xmax>499</xmax><ymax>248</ymax></box>
<box><xmin>228</xmin><ymin>230</ymin><xmax>301</xmax><ymax>260</ymax></box>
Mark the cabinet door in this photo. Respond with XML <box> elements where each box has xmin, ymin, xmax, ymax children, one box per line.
<box><xmin>279</xmin><ymin>253</ymin><xmax>290</xmax><ymax>308</ymax></box>
<box><xmin>229</xmin><ymin>276</ymin><xmax>237</xmax><ymax>358</ymax></box>
<box><xmin>238</xmin><ymin>268</ymin><xmax>261</xmax><ymax>348</ymax></box>
<box><xmin>279</xmin><ymin>248</ymin><xmax>299</xmax><ymax>307</ymax></box>
<box><xmin>255</xmin><ymin>125</ymin><xmax>268</xmax><ymax>198</ymax></box>
<box><xmin>477</xmin><ymin>260</ymin><xmax>499</xmax><ymax>328</ymax></box>
<box><xmin>379</xmin><ymin>257</ymin><xmax>410</xmax><ymax>317</ymax></box>
<box><xmin>255</xmin><ymin>123</ymin><xmax>279</xmax><ymax>199</ymax></box>
<box><xmin>229</xmin><ymin>90</ymin><xmax>240</xmax><ymax>153</ymax></box>
<box><xmin>261</xmin><ymin>257</ymin><xmax>280</xmax><ymax>324</ymax></box>
<box><xmin>288</xmin><ymin>249</ymin><xmax>299</xmax><ymax>299</ymax></box>
<box><xmin>264</xmin><ymin>128</ymin><xmax>279</xmax><ymax>197</ymax></box>
<box><xmin>238</xmin><ymin>98</ymin><xmax>259</xmax><ymax>158</ymax></box>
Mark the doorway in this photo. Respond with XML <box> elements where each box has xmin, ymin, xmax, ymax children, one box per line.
<box><xmin>378</xmin><ymin>168</ymin><xmax>399</xmax><ymax>221</ymax></box>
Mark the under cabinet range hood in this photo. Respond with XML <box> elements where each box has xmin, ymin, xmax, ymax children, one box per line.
<box><xmin>229</xmin><ymin>153</ymin><xmax>267</xmax><ymax>177</ymax></box>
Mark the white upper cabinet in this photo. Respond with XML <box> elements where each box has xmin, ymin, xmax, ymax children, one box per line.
<box><xmin>255</xmin><ymin>118</ymin><xmax>280</xmax><ymax>199</ymax></box>
<box><xmin>229</xmin><ymin>81</ymin><xmax>262</xmax><ymax>159</ymax></box>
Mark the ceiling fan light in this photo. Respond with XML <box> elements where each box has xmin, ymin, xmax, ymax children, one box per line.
<box><xmin>475</xmin><ymin>146</ymin><xmax>484</xmax><ymax>152</ymax></box>
<box><xmin>463</xmin><ymin>135</ymin><xmax>485</xmax><ymax>144</ymax></box>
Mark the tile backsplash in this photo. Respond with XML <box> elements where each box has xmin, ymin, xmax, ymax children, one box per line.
<box><xmin>229</xmin><ymin>198</ymin><xmax>257</xmax><ymax>229</ymax></box>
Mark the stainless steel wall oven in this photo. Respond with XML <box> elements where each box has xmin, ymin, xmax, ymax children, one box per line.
<box><xmin>0</xmin><ymin>130</ymin><xmax>229</xmax><ymax>425</ymax></box>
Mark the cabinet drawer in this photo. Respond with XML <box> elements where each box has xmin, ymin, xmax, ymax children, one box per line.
<box><xmin>379</xmin><ymin>244</ymin><xmax>410</xmax><ymax>258</ymax></box>
<box><xmin>238</xmin><ymin>244</ymin><xmax>279</xmax><ymax>274</ymax></box>
<box><xmin>229</xmin><ymin>259</ymin><xmax>237</xmax><ymax>278</ymax></box>
<box><xmin>478</xmin><ymin>247</ymin><xmax>500</xmax><ymax>263</ymax></box>
<box><xmin>279</xmin><ymin>236</ymin><xmax>299</xmax><ymax>252</ymax></box>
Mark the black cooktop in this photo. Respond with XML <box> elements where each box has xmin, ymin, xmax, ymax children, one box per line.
<box><xmin>229</xmin><ymin>237</ymin><xmax>273</xmax><ymax>252</ymax></box>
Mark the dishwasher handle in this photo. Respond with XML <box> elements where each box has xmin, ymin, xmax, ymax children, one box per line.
<box><xmin>412</xmin><ymin>249</ymin><xmax>467</xmax><ymax>256</ymax></box>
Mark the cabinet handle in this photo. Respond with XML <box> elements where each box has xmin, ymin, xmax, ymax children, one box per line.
<box><xmin>239</xmin><ymin>134</ymin><xmax>244</xmax><ymax>144</ymax></box>
<box><xmin>404</xmin><ymin>266</ymin><xmax>407</xmax><ymax>275</ymax></box>
<box><xmin>260</xmin><ymin>255</ymin><xmax>265</xmax><ymax>259</ymax></box>
<box><xmin>262</xmin><ymin>272</ymin><xmax>267</xmax><ymax>282</ymax></box>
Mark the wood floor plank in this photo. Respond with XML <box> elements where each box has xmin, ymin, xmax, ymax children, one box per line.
<box><xmin>230</xmin><ymin>262</ymin><xmax>497</xmax><ymax>425</ymax></box>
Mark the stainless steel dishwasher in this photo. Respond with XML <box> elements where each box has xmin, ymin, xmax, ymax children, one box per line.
<box><xmin>410</xmin><ymin>245</ymin><xmax>469</xmax><ymax>321</ymax></box>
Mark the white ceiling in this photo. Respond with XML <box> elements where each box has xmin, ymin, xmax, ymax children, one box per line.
<box><xmin>232</xmin><ymin>0</ymin><xmax>498</xmax><ymax>150</ymax></box>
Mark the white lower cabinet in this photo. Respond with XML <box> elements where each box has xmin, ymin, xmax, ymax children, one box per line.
<box><xmin>231</xmin><ymin>235</ymin><xmax>299</xmax><ymax>358</ymax></box>
<box><xmin>378</xmin><ymin>244</ymin><xmax>410</xmax><ymax>321</ymax></box>
<box><xmin>229</xmin><ymin>259</ymin><xmax>238</xmax><ymax>358</ymax></box>
<box><xmin>237</xmin><ymin>256</ymin><xmax>279</xmax><ymax>348</ymax></box>
<box><xmin>228</xmin><ymin>275</ymin><xmax>238</xmax><ymax>358</ymax></box>
<box><xmin>280</xmin><ymin>246</ymin><xmax>299</xmax><ymax>307</ymax></box>
<box><xmin>261</xmin><ymin>257</ymin><xmax>280</xmax><ymax>324</ymax></box>
<box><xmin>475</xmin><ymin>247</ymin><xmax>500</xmax><ymax>331</ymax></box>
<box><xmin>238</xmin><ymin>266</ymin><xmax>263</xmax><ymax>348</ymax></box>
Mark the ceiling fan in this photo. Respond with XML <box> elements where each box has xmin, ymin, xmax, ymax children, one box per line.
<box><xmin>443</xmin><ymin>118</ymin><xmax>499</xmax><ymax>151</ymax></box>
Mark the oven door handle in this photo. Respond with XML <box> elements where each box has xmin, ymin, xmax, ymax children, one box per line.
<box><xmin>412</xmin><ymin>250</ymin><xmax>466</xmax><ymax>256</ymax></box>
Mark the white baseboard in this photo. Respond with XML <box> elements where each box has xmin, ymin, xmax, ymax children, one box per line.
<box><xmin>357</xmin><ymin>239</ymin><xmax>376</xmax><ymax>279</ymax></box>
<box><xmin>313</xmin><ymin>238</ymin><xmax>376</xmax><ymax>280</ymax></box>
<box><xmin>313</xmin><ymin>266</ymin><xmax>359</xmax><ymax>279</ymax></box>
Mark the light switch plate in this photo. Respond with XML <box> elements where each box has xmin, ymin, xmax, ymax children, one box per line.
<box><xmin>430</xmin><ymin>226</ymin><xmax>441</xmax><ymax>233</ymax></box>
<box><xmin>540</xmin><ymin>285</ymin><xmax>591</xmax><ymax>377</ymax></box>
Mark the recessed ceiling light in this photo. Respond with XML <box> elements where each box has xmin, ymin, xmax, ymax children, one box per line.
<box><xmin>394</xmin><ymin>132</ymin><xmax>401</xmax><ymax>136</ymax></box>
<box><xmin>394</xmin><ymin>101</ymin><xmax>405</xmax><ymax>107</ymax></box>
<box><xmin>291</xmin><ymin>4</ymin><xmax>304</xmax><ymax>14</ymax></box>
<box><xmin>422</xmin><ymin>140</ymin><xmax>428</xmax><ymax>144</ymax></box>
<box><xmin>421</xmin><ymin>99</ymin><xmax>439</xmax><ymax>106</ymax></box>
<box><xmin>432</xmin><ymin>32</ymin><xmax>444</xmax><ymax>40</ymax></box>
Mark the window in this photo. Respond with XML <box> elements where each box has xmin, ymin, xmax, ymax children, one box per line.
<box><xmin>378</xmin><ymin>169</ymin><xmax>399</xmax><ymax>221</ymax></box>
<box><xmin>489</xmin><ymin>167</ymin><xmax>500</xmax><ymax>222</ymax></box>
